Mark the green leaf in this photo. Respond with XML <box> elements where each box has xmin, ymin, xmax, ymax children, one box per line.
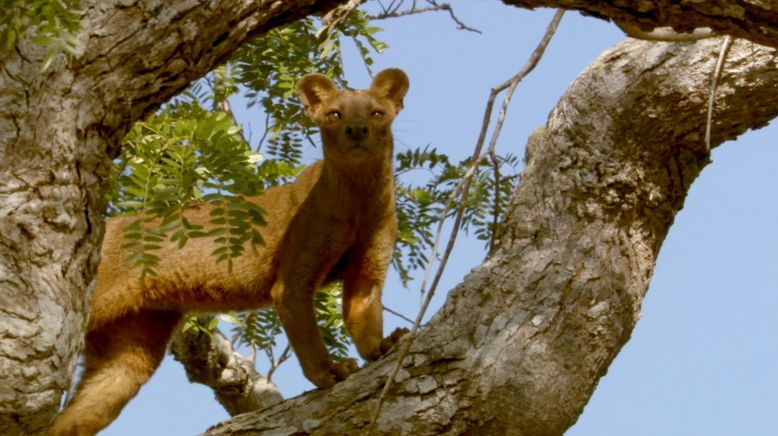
<box><xmin>219</xmin><ymin>313</ymin><xmax>241</xmax><ymax>324</ymax></box>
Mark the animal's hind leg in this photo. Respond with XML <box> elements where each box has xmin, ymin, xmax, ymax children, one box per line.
<box><xmin>49</xmin><ymin>310</ymin><xmax>181</xmax><ymax>436</ymax></box>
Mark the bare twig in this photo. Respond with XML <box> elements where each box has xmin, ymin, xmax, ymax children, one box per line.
<box><xmin>383</xmin><ymin>304</ymin><xmax>414</xmax><ymax>324</ymax></box>
<box><xmin>488</xmin><ymin>149</ymin><xmax>501</xmax><ymax>256</ymax></box>
<box><xmin>318</xmin><ymin>0</ymin><xmax>365</xmax><ymax>42</ymax></box>
<box><xmin>368</xmin><ymin>0</ymin><xmax>480</xmax><ymax>33</ymax></box>
<box><xmin>267</xmin><ymin>345</ymin><xmax>292</xmax><ymax>381</ymax></box>
<box><xmin>706</xmin><ymin>36</ymin><xmax>733</xmax><ymax>151</ymax></box>
<box><xmin>248</xmin><ymin>344</ymin><xmax>257</xmax><ymax>365</ymax></box>
<box><xmin>212</xmin><ymin>71</ymin><xmax>252</xmax><ymax>148</ymax></box>
<box><xmin>369</xmin><ymin>4</ymin><xmax>445</xmax><ymax>19</ymax></box>
<box><xmin>366</xmin><ymin>9</ymin><xmax>565</xmax><ymax>430</ymax></box>
<box><xmin>377</xmin><ymin>0</ymin><xmax>407</xmax><ymax>15</ymax></box>
<box><xmin>255</xmin><ymin>112</ymin><xmax>271</xmax><ymax>152</ymax></box>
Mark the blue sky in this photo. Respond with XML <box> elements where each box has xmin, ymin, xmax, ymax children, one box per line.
<box><xmin>104</xmin><ymin>2</ymin><xmax>777</xmax><ymax>434</ymax></box>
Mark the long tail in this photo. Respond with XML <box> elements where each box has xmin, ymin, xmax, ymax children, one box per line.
<box><xmin>49</xmin><ymin>310</ymin><xmax>181</xmax><ymax>436</ymax></box>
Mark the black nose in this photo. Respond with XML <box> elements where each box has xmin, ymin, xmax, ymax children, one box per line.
<box><xmin>345</xmin><ymin>122</ymin><xmax>369</xmax><ymax>140</ymax></box>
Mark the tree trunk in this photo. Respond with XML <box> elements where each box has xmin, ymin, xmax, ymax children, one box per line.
<box><xmin>0</xmin><ymin>1</ymin><xmax>345</xmax><ymax>434</ymax></box>
<box><xmin>203</xmin><ymin>38</ymin><xmax>778</xmax><ymax>435</ymax></box>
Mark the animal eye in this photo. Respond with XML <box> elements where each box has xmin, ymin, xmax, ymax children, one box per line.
<box><xmin>327</xmin><ymin>111</ymin><xmax>342</xmax><ymax>122</ymax></box>
<box><xmin>371</xmin><ymin>110</ymin><xmax>385</xmax><ymax>119</ymax></box>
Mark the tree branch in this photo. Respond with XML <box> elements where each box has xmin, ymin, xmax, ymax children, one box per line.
<box><xmin>368</xmin><ymin>1</ymin><xmax>481</xmax><ymax>33</ymax></box>
<box><xmin>318</xmin><ymin>0</ymin><xmax>366</xmax><ymax>42</ymax></box>
<box><xmin>502</xmin><ymin>0</ymin><xmax>778</xmax><ymax>49</ymax></box>
<box><xmin>205</xmin><ymin>29</ymin><xmax>778</xmax><ymax>436</ymax></box>
<box><xmin>615</xmin><ymin>19</ymin><xmax>716</xmax><ymax>42</ymax></box>
<box><xmin>367</xmin><ymin>9</ymin><xmax>564</xmax><ymax>428</ymax></box>
<box><xmin>170</xmin><ymin>318</ymin><xmax>283</xmax><ymax>417</ymax></box>
<box><xmin>0</xmin><ymin>2</ymin><xmax>348</xmax><ymax>433</ymax></box>
<box><xmin>68</xmin><ymin>0</ymin><xmax>349</xmax><ymax>142</ymax></box>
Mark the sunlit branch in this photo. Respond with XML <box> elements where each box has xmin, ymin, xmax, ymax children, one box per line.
<box><xmin>367</xmin><ymin>9</ymin><xmax>565</xmax><ymax>429</ymax></box>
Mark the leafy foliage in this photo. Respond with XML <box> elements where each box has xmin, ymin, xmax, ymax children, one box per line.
<box><xmin>107</xmin><ymin>14</ymin><xmax>389</xmax><ymax>360</ymax></box>
<box><xmin>181</xmin><ymin>316</ymin><xmax>219</xmax><ymax>336</ymax></box>
<box><xmin>229</xmin><ymin>309</ymin><xmax>283</xmax><ymax>353</ymax></box>
<box><xmin>1</xmin><ymin>0</ymin><xmax>82</xmax><ymax>71</ymax></box>
<box><xmin>393</xmin><ymin>146</ymin><xmax>520</xmax><ymax>285</ymax></box>
<box><xmin>225</xmin><ymin>283</ymin><xmax>349</xmax><ymax>360</ymax></box>
<box><xmin>231</xmin><ymin>11</ymin><xmax>385</xmax><ymax>166</ymax></box>
<box><xmin>314</xmin><ymin>283</ymin><xmax>351</xmax><ymax>358</ymax></box>
<box><xmin>105</xmin><ymin>9</ymin><xmax>519</xmax><ymax>373</ymax></box>
<box><xmin>111</xmin><ymin>102</ymin><xmax>267</xmax><ymax>278</ymax></box>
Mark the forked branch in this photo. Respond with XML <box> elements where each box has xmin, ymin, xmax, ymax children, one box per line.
<box><xmin>369</xmin><ymin>0</ymin><xmax>481</xmax><ymax>33</ymax></box>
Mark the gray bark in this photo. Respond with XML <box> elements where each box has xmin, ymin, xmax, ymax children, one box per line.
<box><xmin>170</xmin><ymin>319</ymin><xmax>283</xmax><ymax>416</ymax></box>
<box><xmin>1</xmin><ymin>0</ymin><xmax>777</xmax><ymax>434</ymax></box>
<box><xmin>502</xmin><ymin>0</ymin><xmax>778</xmax><ymax>49</ymax></box>
<box><xmin>203</xmin><ymin>38</ymin><xmax>778</xmax><ymax>435</ymax></box>
<box><xmin>0</xmin><ymin>1</ymin><xmax>345</xmax><ymax>434</ymax></box>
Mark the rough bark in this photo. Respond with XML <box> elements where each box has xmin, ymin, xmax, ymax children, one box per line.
<box><xmin>503</xmin><ymin>0</ymin><xmax>778</xmax><ymax>49</ymax></box>
<box><xmin>203</xmin><ymin>38</ymin><xmax>778</xmax><ymax>435</ymax></box>
<box><xmin>170</xmin><ymin>320</ymin><xmax>283</xmax><ymax>416</ymax></box>
<box><xmin>0</xmin><ymin>1</ymin><xmax>346</xmax><ymax>434</ymax></box>
<box><xmin>1</xmin><ymin>1</ymin><xmax>777</xmax><ymax>434</ymax></box>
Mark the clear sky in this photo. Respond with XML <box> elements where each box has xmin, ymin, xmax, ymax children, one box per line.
<box><xmin>103</xmin><ymin>2</ymin><xmax>778</xmax><ymax>435</ymax></box>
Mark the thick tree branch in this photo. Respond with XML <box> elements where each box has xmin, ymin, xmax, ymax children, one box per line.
<box><xmin>204</xmin><ymin>37</ymin><xmax>778</xmax><ymax>435</ymax></box>
<box><xmin>502</xmin><ymin>0</ymin><xmax>778</xmax><ymax>49</ymax></box>
<box><xmin>68</xmin><ymin>0</ymin><xmax>347</xmax><ymax>142</ymax></box>
<box><xmin>170</xmin><ymin>319</ymin><xmax>283</xmax><ymax>416</ymax></box>
<box><xmin>368</xmin><ymin>8</ymin><xmax>564</xmax><ymax>428</ymax></box>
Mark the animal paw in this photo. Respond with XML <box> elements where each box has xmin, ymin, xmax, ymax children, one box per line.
<box><xmin>331</xmin><ymin>357</ymin><xmax>359</xmax><ymax>380</ymax></box>
<box><xmin>379</xmin><ymin>327</ymin><xmax>409</xmax><ymax>355</ymax></box>
<box><xmin>307</xmin><ymin>358</ymin><xmax>359</xmax><ymax>389</ymax></box>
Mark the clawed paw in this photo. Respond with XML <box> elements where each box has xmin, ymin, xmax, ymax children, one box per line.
<box><xmin>308</xmin><ymin>358</ymin><xmax>360</xmax><ymax>389</ymax></box>
<box><xmin>379</xmin><ymin>327</ymin><xmax>409</xmax><ymax>355</ymax></box>
<box><xmin>331</xmin><ymin>357</ymin><xmax>359</xmax><ymax>380</ymax></box>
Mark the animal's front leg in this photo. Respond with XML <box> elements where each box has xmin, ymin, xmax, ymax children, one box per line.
<box><xmin>342</xmin><ymin>275</ymin><xmax>385</xmax><ymax>360</ymax></box>
<box><xmin>342</xmin><ymin>275</ymin><xmax>409</xmax><ymax>362</ymax></box>
<box><xmin>271</xmin><ymin>278</ymin><xmax>357</xmax><ymax>388</ymax></box>
<box><xmin>342</xmin><ymin>217</ymin><xmax>407</xmax><ymax>361</ymax></box>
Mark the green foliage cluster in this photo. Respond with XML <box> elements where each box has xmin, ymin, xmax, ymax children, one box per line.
<box><xmin>232</xmin><ymin>12</ymin><xmax>384</xmax><ymax>166</ymax></box>
<box><xmin>27</xmin><ymin>6</ymin><xmax>520</xmax><ymax>371</ymax></box>
<box><xmin>393</xmin><ymin>146</ymin><xmax>519</xmax><ymax>284</ymax></box>
<box><xmin>215</xmin><ymin>282</ymin><xmax>348</xmax><ymax>367</ymax></box>
<box><xmin>314</xmin><ymin>283</ymin><xmax>351</xmax><ymax>357</ymax></box>
<box><xmin>107</xmin><ymin>13</ymin><xmax>388</xmax><ymax>361</ymax></box>
<box><xmin>112</xmin><ymin>103</ymin><xmax>268</xmax><ymax>280</ymax></box>
<box><xmin>1</xmin><ymin>0</ymin><xmax>82</xmax><ymax>70</ymax></box>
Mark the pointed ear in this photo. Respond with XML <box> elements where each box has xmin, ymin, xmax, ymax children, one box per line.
<box><xmin>296</xmin><ymin>73</ymin><xmax>339</xmax><ymax>115</ymax></box>
<box><xmin>370</xmin><ymin>68</ymin><xmax>409</xmax><ymax>113</ymax></box>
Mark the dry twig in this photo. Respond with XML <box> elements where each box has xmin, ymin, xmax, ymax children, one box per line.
<box><xmin>318</xmin><ymin>0</ymin><xmax>365</xmax><ymax>42</ymax></box>
<box><xmin>706</xmin><ymin>36</ymin><xmax>733</xmax><ymax>151</ymax></box>
<box><xmin>488</xmin><ymin>149</ymin><xmax>501</xmax><ymax>256</ymax></box>
<box><xmin>383</xmin><ymin>304</ymin><xmax>415</xmax><ymax>324</ymax></box>
<box><xmin>267</xmin><ymin>345</ymin><xmax>292</xmax><ymax>381</ymax></box>
<box><xmin>366</xmin><ymin>9</ymin><xmax>565</xmax><ymax>430</ymax></box>
<box><xmin>369</xmin><ymin>0</ymin><xmax>481</xmax><ymax>33</ymax></box>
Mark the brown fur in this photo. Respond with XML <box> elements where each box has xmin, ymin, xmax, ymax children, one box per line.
<box><xmin>49</xmin><ymin>69</ymin><xmax>410</xmax><ymax>436</ymax></box>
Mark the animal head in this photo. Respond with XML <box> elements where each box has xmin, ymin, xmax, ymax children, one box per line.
<box><xmin>296</xmin><ymin>68</ymin><xmax>409</xmax><ymax>164</ymax></box>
